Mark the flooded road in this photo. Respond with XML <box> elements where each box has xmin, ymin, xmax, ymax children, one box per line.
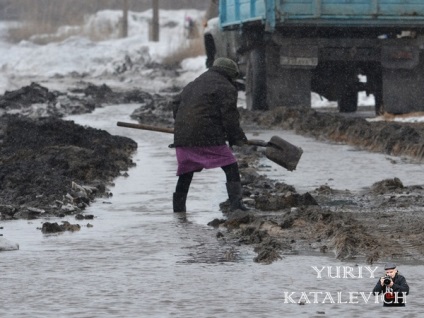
<box><xmin>1</xmin><ymin>104</ymin><xmax>422</xmax><ymax>317</ymax></box>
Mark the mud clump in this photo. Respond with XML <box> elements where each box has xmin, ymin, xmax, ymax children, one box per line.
<box><xmin>370</xmin><ymin>177</ymin><xmax>404</xmax><ymax>194</ymax></box>
<box><xmin>0</xmin><ymin>82</ymin><xmax>95</xmax><ymax>118</ymax></box>
<box><xmin>129</xmin><ymin>94</ymin><xmax>175</xmax><ymax>128</ymax></box>
<box><xmin>254</xmin><ymin>191</ymin><xmax>318</xmax><ymax>210</ymax></box>
<box><xmin>0</xmin><ymin>82</ymin><xmax>56</xmax><ymax>107</ymax></box>
<box><xmin>41</xmin><ymin>221</ymin><xmax>81</xmax><ymax>233</ymax></box>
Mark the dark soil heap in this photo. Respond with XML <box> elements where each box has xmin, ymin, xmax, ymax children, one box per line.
<box><xmin>0</xmin><ymin>82</ymin><xmax>167</xmax><ymax>223</ymax></box>
<box><xmin>0</xmin><ymin>82</ymin><xmax>163</xmax><ymax>118</ymax></box>
<box><xmin>0</xmin><ymin>115</ymin><xmax>137</xmax><ymax>219</ymax></box>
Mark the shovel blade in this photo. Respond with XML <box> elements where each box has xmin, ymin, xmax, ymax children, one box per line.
<box><xmin>265</xmin><ymin>136</ymin><xmax>303</xmax><ymax>171</ymax></box>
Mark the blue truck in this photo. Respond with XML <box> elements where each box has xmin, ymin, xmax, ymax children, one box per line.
<box><xmin>204</xmin><ymin>0</ymin><xmax>424</xmax><ymax>114</ymax></box>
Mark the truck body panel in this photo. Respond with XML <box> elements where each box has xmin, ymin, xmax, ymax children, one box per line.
<box><xmin>221</xmin><ymin>0</ymin><xmax>424</xmax><ymax>30</ymax></box>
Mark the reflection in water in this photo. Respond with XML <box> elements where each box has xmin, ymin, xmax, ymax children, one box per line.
<box><xmin>1</xmin><ymin>105</ymin><xmax>422</xmax><ymax>317</ymax></box>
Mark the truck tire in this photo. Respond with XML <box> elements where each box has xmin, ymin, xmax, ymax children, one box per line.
<box><xmin>204</xmin><ymin>33</ymin><xmax>216</xmax><ymax>68</ymax></box>
<box><xmin>246</xmin><ymin>46</ymin><xmax>267</xmax><ymax>110</ymax></box>
<box><xmin>338</xmin><ymin>88</ymin><xmax>358</xmax><ymax>113</ymax></box>
<box><xmin>374</xmin><ymin>87</ymin><xmax>383</xmax><ymax>115</ymax></box>
<box><xmin>337</xmin><ymin>68</ymin><xmax>359</xmax><ymax>113</ymax></box>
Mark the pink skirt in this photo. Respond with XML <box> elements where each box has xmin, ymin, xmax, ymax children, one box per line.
<box><xmin>176</xmin><ymin>145</ymin><xmax>237</xmax><ymax>176</ymax></box>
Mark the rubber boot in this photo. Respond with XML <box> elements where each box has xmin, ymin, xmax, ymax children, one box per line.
<box><xmin>173</xmin><ymin>192</ymin><xmax>187</xmax><ymax>212</ymax></box>
<box><xmin>226</xmin><ymin>182</ymin><xmax>249</xmax><ymax>211</ymax></box>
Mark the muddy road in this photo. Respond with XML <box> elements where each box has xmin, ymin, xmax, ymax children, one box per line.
<box><xmin>131</xmin><ymin>90</ymin><xmax>424</xmax><ymax>265</ymax></box>
<box><xmin>1</xmin><ymin>79</ymin><xmax>424</xmax><ymax>267</ymax></box>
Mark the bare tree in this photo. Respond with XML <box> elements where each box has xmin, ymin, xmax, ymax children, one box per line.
<box><xmin>122</xmin><ymin>0</ymin><xmax>128</xmax><ymax>37</ymax></box>
<box><xmin>151</xmin><ymin>0</ymin><xmax>159</xmax><ymax>42</ymax></box>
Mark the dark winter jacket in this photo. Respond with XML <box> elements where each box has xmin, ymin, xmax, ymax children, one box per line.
<box><xmin>172</xmin><ymin>67</ymin><xmax>247</xmax><ymax>147</ymax></box>
<box><xmin>372</xmin><ymin>273</ymin><xmax>409</xmax><ymax>306</ymax></box>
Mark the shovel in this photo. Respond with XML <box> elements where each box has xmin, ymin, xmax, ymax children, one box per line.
<box><xmin>116</xmin><ymin>121</ymin><xmax>303</xmax><ymax>171</ymax></box>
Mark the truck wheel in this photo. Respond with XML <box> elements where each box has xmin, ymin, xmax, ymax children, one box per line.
<box><xmin>373</xmin><ymin>71</ymin><xmax>383</xmax><ymax>115</ymax></box>
<box><xmin>374</xmin><ymin>89</ymin><xmax>383</xmax><ymax>115</ymax></box>
<box><xmin>247</xmin><ymin>46</ymin><xmax>267</xmax><ymax>110</ymax></box>
<box><xmin>338</xmin><ymin>87</ymin><xmax>358</xmax><ymax>112</ymax></box>
<box><xmin>204</xmin><ymin>33</ymin><xmax>216</xmax><ymax>68</ymax></box>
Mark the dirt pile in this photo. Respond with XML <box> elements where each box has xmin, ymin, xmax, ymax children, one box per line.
<box><xmin>0</xmin><ymin>115</ymin><xmax>137</xmax><ymax>220</ymax></box>
<box><xmin>0</xmin><ymin>82</ymin><xmax>95</xmax><ymax>118</ymax></box>
<box><xmin>0</xmin><ymin>82</ymin><xmax>174</xmax><ymax>221</ymax></box>
<box><xmin>208</xmin><ymin>173</ymin><xmax>424</xmax><ymax>264</ymax></box>
<box><xmin>0</xmin><ymin>82</ymin><xmax>169</xmax><ymax>119</ymax></box>
<box><xmin>211</xmin><ymin>206</ymin><xmax>379</xmax><ymax>264</ymax></box>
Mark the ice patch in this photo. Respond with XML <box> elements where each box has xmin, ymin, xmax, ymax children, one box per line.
<box><xmin>0</xmin><ymin>237</ymin><xmax>19</xmax><ymax>251</ymax></box>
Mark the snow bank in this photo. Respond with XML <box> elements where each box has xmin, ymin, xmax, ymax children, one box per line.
<box><xmin>0</xmin><ymin>9</ymin><xmax>206</xmax><ymax>93</ymax></box>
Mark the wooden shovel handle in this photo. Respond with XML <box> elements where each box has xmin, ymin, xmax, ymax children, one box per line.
<box><xmin>117</xmin><ymin>121</ymin><xmax>174</xmax><ymax>134</ymax></box>
<box><xmin>246</xmin><ymin>139</ymin><xmax>268</xmax><ymax>147</ymax></box>
<box><xmin>116</xmin><ymin>121</ymin><xmax>269</xmax><ymax>148</ymax></box>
